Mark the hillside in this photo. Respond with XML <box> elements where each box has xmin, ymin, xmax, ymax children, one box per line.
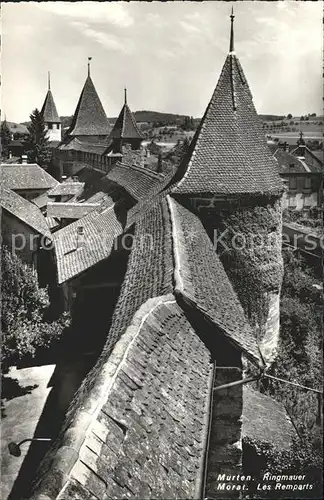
<box><xmin>19</xmin><ymin>111</ymin><xmax>323</xmax><ymax>130</ymax></box>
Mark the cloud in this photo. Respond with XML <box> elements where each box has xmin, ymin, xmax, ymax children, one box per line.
<box><xmin>146</xmin><ymin>13</ymin><xmax>165</xmax><ymax>28</ymax></box>
<box><xmin>37</xmin><ymin>1</ymin><xmax>134</xmax><ymax>27</ymax></box>
<box><xmin>71</xmin><ymin>21</ymin><xmax>134</xmax><ymax>53</ymax></box>
<box><xmin>179</xmin><ymin>21</ymin><xmax>201</xmax><ymax>34</ymax></box>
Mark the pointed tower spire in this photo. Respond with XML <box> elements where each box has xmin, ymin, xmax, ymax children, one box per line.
<box><xmin>229</xmin><ymin>6</ymin><xmax>235</xmax><ymax>53</ymax></box>
<box><xmin>67</xmin><ymin>71</ymin><xmax>109</xmax><ymax>137</ymax></box>
<box><xmin>41</xmin><ymin>73</ymin><xmax>61</xmax><ymax>141</ymax></box>
<box><xmin>172</xmin><ymin>10</ymin><xmax>283</xmax><ymax>196</ymax></box>
<box><xmin>107</xmin><ymin>90</ymin><xmax>143</xmax><ymax>151</ymax></box>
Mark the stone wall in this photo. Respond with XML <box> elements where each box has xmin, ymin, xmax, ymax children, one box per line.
<box><xmin>188</xmin><ymin>194</ymin><xmax>283</xmax><ymax>366</ymax></box>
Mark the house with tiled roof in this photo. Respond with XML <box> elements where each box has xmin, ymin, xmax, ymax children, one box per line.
<box><xmin>106</xmin><ymin>89</ymin><xmax>144</xmax><ymax>153</ymax></box>
<box><xmin>273</xmin><ymin>135</ymin><xmax>323</xmax><ymax>211</ymax></box>
<box><xmin>40</xmin><ymin>73</ymin><xmax>62</xmax><ymax>142</ymax></box>
<box><xmin>9</xmin><ymin>12</ymin><xmax>295</xmax><ymax>500</ymax></box>
<box><xmin>0</xmin><ymin>163</ymin><xmax>58</xmax><ymax>200</ymax></box>
<box><xmin>1</xmin><ymin>184</ymin><xmax>51</xmax><ymax>265</ymax></box>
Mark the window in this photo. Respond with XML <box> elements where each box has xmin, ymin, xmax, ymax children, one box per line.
<box><xmin>289</xmin><ymin>177</ymin><xmax>297</xmax><ymax>190</ymax></box>
<box><xmin>304</xmin><ymin>177</ymin><xmax>312</xmax><ymax>189</ymax></box>
<box><xmin>288</xmin><ymin>195</ymin><xmax>296</xmax><ymax>208</ymax></box>
<box><xmin>48</xmin><ymin>123</ymin><xmax>53</xmax><ymax>129</ymax></box>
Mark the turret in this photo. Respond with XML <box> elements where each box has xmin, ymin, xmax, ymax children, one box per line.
<box><xmin>107</xmin><ymin>88</ymin><xmax>143</xmax><ymax>152</ymax></box>
<box><xmin>41</xmin><ymin>72</ymin><xmax>61</xmax><ymax>142</ymax></box>
<box><xmin>171</xmin><ymin>8</ymin><xmax>284</xmax><ymax>366</ymax></box>
<box><xmin>67</xmin><ymin>58</ymin><xmax>110</xmax><ymax>142</ymax></box>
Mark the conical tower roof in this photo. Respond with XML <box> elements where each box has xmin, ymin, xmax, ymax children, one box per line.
<box><xmin>109</xmin><ymin>89</ymin><xmax>143</xmax><ymax>141</ymax></box>
<box><xmin>68</xmin><ymin>75</ymin><xmax>110</xmax><ymax>136</ymax></box>
<box><xmin>173</xmin><ymin>10</ymin><xmax>282</xmax><ymax>196</ymax></box>
<box><xmin>41</xmin><ymin>72</ymin><xmax>60</xmax><ymax>123</ymax></box>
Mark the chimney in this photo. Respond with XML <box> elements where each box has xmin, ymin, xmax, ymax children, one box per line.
<box><xmin>157</xmin><ymin>154</ymin><xmax>163</xmax><ymax>174</ymax></box>
<box><xmin>21</xmin><ymin>155</ymin><xmax>28</xmax><ymax>164</ymax></box>
<box><xmin>76</xmin><ymin>226</ymin><xmax>85</xmax><ymax>248</ymax></box>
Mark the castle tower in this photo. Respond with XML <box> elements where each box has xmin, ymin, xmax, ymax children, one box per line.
<box><xmin>172</xmin><ymin>8</ymin><xmax>284</xmax><ymax>366</ymax></box>
<box><xmin>41</xmin><ymin>72</ymin><xmax>61</xmax><ymax>142</ymax></box>
<box><xmin>107</xmin><ymin>88</ymin><xmax>143</xmax><ymax>152</ymax></box>
<box><xmin>67</xmin><ymin>59</ymin><xmax>110</xmax><ymax>142</ymax></box>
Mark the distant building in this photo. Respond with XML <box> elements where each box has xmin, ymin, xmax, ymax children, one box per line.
<box><xmin>40</xmin><ymin>73</ymin><xmax>62</xmax><ymax>142</ymax></box>
<box><xmin>273</xmin><ymin>134</ymin><xmax>323</xmax><ymax>212</ymax></box>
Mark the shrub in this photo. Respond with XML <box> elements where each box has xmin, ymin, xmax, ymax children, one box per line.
<box><xmin>243</xmin><ymin>437</ymin><xmax>323</xmax><ymax>499</ymax></box>
<box><xmin>1</xmin><ymin>246</ymin><xmax>70</xmax><ymax>371</ymax></box>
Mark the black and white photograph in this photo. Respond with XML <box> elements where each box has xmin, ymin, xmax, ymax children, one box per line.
<box><xmin>0</xmin><ymin>1</ymin><xmax>323</xmax><ymax>499</ymax></box>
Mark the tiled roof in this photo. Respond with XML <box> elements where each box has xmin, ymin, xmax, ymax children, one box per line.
<box><xmin>167</xmin><ymin>196</ymin><xmax>261</xmax><ymax>365</ymax></box>
<box><xmin>29</xmin><ymin>197</ymin><xmax>266</xmax><ymax>499</ymax></box>
<box><xmin>45</xmin><ymin>216</ymin><xmax>60</xmax><ymax>230</ymax></box>
<box><xmin>274</xmin><ymin>149</ymin><xmax>309</xmax><ymax>174</ymax></box>
<box><xmin>6</xmin><ymin>121</ymin><xmax>28</xmax><ymax>135</ymax></box>
<box><xmin>30</xmin><ymin>297</ymin><xmax>213</xmax><ymax>500</ymax></box>
<box><xmin>242</xmin><ymin>387</ymin><xmax>297</xmax><ymax>450</ymax></box>
<box><xmin>73</xmin><ymin>174</ymin><xmax>124</xmax><ymax>206</ymax></box>
<box><xmin>67</xmin><ymin>76</ymin><xmax>110</xmax><ymax>136</ymax></box>
<box><xmin>66</xmin><ymin>166</ymin><xmax>105</xmax><ymax>185</ymax></box>
<box><xmin>104</xmin><ymin>199</ymin><xmax>174</xmax><ymax>349</ymax></box>
<box><xmin>172</xmin><ymin>54</ymin><xmax>283</xmax><ymax>195</ymax></box>
<box><xmin>40</xmin><ymin>90</ymin><xmax>60</xmax><ymax>123</ymax></box>
<box><xmin>1</xmin><ymin>185</ymin><xmax>52</xmax><ymax>239</ymax></box>
<box><xmin>290</xmin><ymin>145</ymin><xmax>323</xmax><ymax>173</ymax></box>
<box><xmin>0</xmin><ymin>164</ymin><xmax>58</xmax><ymax>191</ymax></box>
<box><xmin>48</xmin><ymin>182</ymin><xmax>85</xmax><ymax>197</ymax></box>
<box><xmin>106</xmin><ymin>162</ymin><xmax>167</xmax><ymax>201</ymax></box>
<box><xmin>58</xmin><ymin>137</ymin><xmax>107</xmax><ymax>154</ymax></box>
<box><xmin>47</xmin><ymin>202</ymin><xmax>100</xmax><ymax>219</ymax></box>
<box><xmin>109</xmin><ymin>103</ymin><xmax>143</xmax><ymax>141</ymax></box>
<box><xmin>53</xmin><ymin>202</ymin><xmax>124</xmax><ymax>283</ymax></box>
<box><xmin>311</xmin><ymin>150</ymin><xmax>323</xmax><ymax>164</ymax></box>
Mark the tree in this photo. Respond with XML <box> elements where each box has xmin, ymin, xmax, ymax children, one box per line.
<box><xmin>1</xmin><ymin>246</ymin><xmax>68</xmax><ymax>371</ymax></box>
<box><xmin>1</xmin><ymin>120</ymin><xmax>12</xmax><ymax>158</ymax></box>
<box><xmin>287</xmin><ymin>113</ymin><xmax>292</xmax><ymax>119</ymax></box>
<box><xmin>26</xmin><ymin>108</ymin><xmax>52</xmax><ymax>168</ymax></box>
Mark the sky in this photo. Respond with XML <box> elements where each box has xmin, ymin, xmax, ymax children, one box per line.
<box><xmin>2</xmin><ymin>1</ymin><xmax>323</xmax><ymax>123</ymax></box>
